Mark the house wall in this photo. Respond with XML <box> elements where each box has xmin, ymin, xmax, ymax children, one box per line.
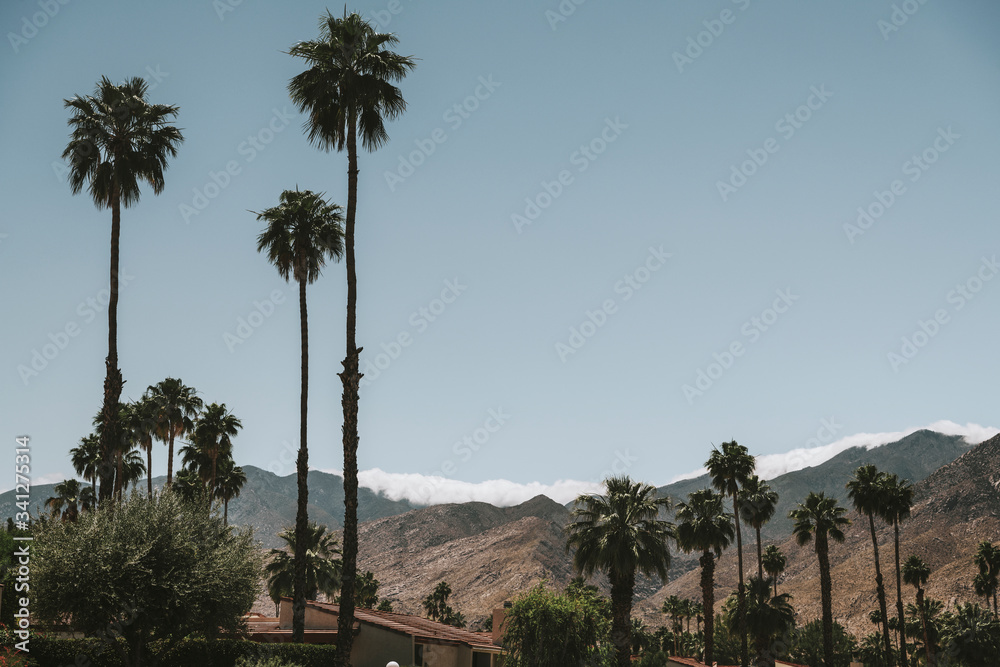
<box><xmin>421</xmin><ymin>642</ymin><xmax>459</xmax><ymax>667</ymax></box>
<box><xmin>352</xmin><ymin>623</ymin><xmax>414</xmax><ymax>667</ymax></box>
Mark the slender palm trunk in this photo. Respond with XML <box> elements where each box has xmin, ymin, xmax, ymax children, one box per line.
<box><xmin>916</xmin><ymin>586</ymin><xmax>934</xmax><ymax>667</ymax></box>
<box><xmin>115</xmin><ymin>448</ymin><xmax>124</xmax><ymax>499</ymax></box>
<box><xmin>99</xmin><ymin>187</ymin><xmax>124</xmax><ymax>504</ymax></box>
<box><xmin>609</xmin><ymin>572</ymin><xmax>634</xmax><ymax>667</ymax></box>
<box><xmin>701</xmin><ymin>551</ymin><xmax>717</xmax><ymax>666</ymax></box>
<box><xmin>893</xmin><ymin>521</ymin><xmax>907</xmax><ymax>667</ymax></box>
<box><xmin>210</xmin><ymin>452</ymin><xmax>218</xmax><ymax>497</ymax></box>
<box><xmin>733</xmin><ymin>494</ymin><xmax>748</xmax><ymax>667</ymax></box>
<box><xmin>817</xmin><ymin>534</ymin><xmax>835</xmax><ymax>667</ymax></box>
<box><xmin>167</xmin><ymin>432</ymin><xmax>176</xmax><ymax>488</ymax></box>
<box><xmin>224</xmin><ymin>498</ymin><xmax>229</xmax><ymax>526</ymax></box>
<box><xmin>756</xmin><ymin>525</ymin><xmax>764</xmax><ymax>580</ymax></box>
<box><xmin>336</xmin><ymin>119</ymin><xmax>362</xmax><ymax>667</ymax></box>
<box><xmin>292</xmin><ymin>278</ymin><xmax>310</xmax><ymax>643</ymax></box>
<box><xmin>146</xmin><ymin>446</ymin><xmax>153</xmax><ymax>498</ymax></box>
<box><xmin>868</xmin><ymin>513</ymin><xmax>894</xmax><ymax>667</ymax></box>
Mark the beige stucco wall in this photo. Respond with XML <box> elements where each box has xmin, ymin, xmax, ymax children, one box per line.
<box><xmin>352</xmin><ymin>623</ymin><xmax>414</xmax><ymax>666</ymax></box>
<box><xmin>421</xmin><ymin>642</ymin><xmax>459</xmax><ymax>667</ymax></box>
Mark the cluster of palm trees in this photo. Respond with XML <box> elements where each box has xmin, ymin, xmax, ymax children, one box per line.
<box><xmin>56</xmin><ymin>378</ymin><xmax>246</xmax><ymax>524</ymax></box>
<box><xmin>563</xmin><ymin>440</ymin><xmax>983</xmax><ymax>667</ymax></box>
<box><xmin>61</xmin><ymin>11</ymin><xmax>414</xmax><ymax>661</ymax></box>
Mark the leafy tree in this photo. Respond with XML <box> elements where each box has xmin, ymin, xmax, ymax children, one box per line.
<box><xmin>973</xmin><ymin>540</ymin><xmax>1000</xmax><ymax>615</ymax></box>
<box><xmin>255</xmin><ymin>188</ymin><xmax>344</xmax><ymax>643</ymax></box>
<box><xmin>146</xmin><ymin>378</ymin><xmax>202</xmax><ymax>488</ymax></box>
<box><xmin>790</xmin><ymin>491</ymin><xmax>850</xmax><ymax>667</ymax></box>
<box><xmin>675</xmin><ymin>487</ymin><xmax>734</xmax><ymax>665</ymax></box>
<box><xmin>902</xmin><ymin>555</ymin><xmax>934</xmax><ymax>667</ymax></box>
<box><xmin>376</xmin><ymin>599</ymin><xmax>394</xmax><ymax>612</ymax></box>
<box><xmin>32</xmin><ymin>491</ymin><xmax>261</xmax><ymax>667</ymax></box>
<box><xmin>880</xmin><ymin>473</ymin><xmax>913</xmax><ymax>667</ymax></box>
<box><xmin>847</xmin><ymin>464</ymin><xmax>894</xmax><ymax>667</ymax></box>
<box><xmin>744</xmin><ymin>576</ymin><xmax>795</xmax><ymax>667</ymax></box>
<box><xmin>739</xmin><ymin>474</ymin><xmax>779</xmax><ymax>580</ymax></box>
<box><xmin>937</xmin><ymin>603</ymin><xmax>1000</xmax><ymax>666</ymax></box>
<box><xmin>762</xmin><ymin>545</ymin><xmax>786</xmax><ymax>596</ymax></box>
<box><xmin>287</xmin><ymin>14</ymin><xmax>415</xmax><ymax>665</ymax></box>
<box><xmin>500</xmin><ymin>583</ymin><xmax>612</xmax><ymax>667</ymax></box>
<box><xmin>265</xmin><ymin>522</ymin><xmax>342</xmax><ymax>616</ymax></box>
<box><xmin>566</xmin><ymin>476</ymin><xmax>674</xmax><ymax>667</ymax></box>
<box><xmin>63</xmin><ymin>77</ymin><xmax>183</xmax><ymax>503</ymax></box>
<box><xmin>787</xmin><ymin>620</ymin><xmax>857</xmax><ymax>667</ymax></box>
<box><xmin>707</xmin><ymin>440</ymin><xmax>755</xmax><ymax>667</ymax></box>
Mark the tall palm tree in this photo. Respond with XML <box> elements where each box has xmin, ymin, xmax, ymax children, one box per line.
<box><xmin>178</xmin><ymin>438</ymin><xmax>213</xmax><ymax>488</ymax></box>
<box><xmin>265</xmin><ymin>522</ymin><xmax>343</xmax><ymax>616</ymax></box>
<box><xmin>119</xmin><ymin>448</ymin><xmax>146</xmax><ymax>493</ymax></box>
<box><xmin>790</xmin><ymin>491</ymin><xmax>850</xmax><ymax>667</ymax></box>
<box><xmin>287</xmin><ymin>15</ymin><xmax>414</xmax><ymax>662</ymax></box>
<box><xmin>973</xmin><ymin>541</ymin><xmax>1000</xmax><ymax>615</ymax></box>
<box><xmin>745</xmin><ymin>575</ymin><xmax>795</xmax><ymax>667</ymax></box>
<box><xmin>880</xmin><ymin>473</ymin><xmax>914</xmax><ymax>667</ymax></box>
<box><xmin>707</xmin><ymin>439</ymin><xmax>755</xmax><ymax>667</ymax></box>
<box><xmin>739</xmin><ymin>474</ymin><xmax>779</xmax><ymax>579</ymax></box>
<box><xmin>190</xmin><ymin>402</ymin><xmax>242</xmax><ymax>492</ymax></box>
<box><xmin>45</xmin><ymin>479</ymin><xmax>86</xmax><ymax>521</ymax></box>
<box><xmin>70</xmin><ymin>434</ymin><xmax>101</xmax><ymax>496</ymax></box>
<box><xmin>146</xmin><ymin>378</ymin><xmax>203</xmax><ymax>488</ymax></box>
<box><xmin>129</xmin><ymin>396</ymin><xmax>157</xmax><ymax>498</ymax></box>
<box><xmin>662</xmin><ymin>595</ymin><xmax>684</xmax><ymax>655</ymax></box>
<box><xmin>255</xmin><ymin>187</ymin><xmax>344</xmax><ymax>643</ymax></box>
<box><xmin>566</xmin><ymin>476</ymin><xmax>674</xmax><ymax>667</ymax></box>
<box><xmin>762</xmin><ymin>545</ymin><xmax>786</xmax><ymax>597</ymax></box>
<box><xmin>214</xmin><ymin>456</ymin><xmax>247</xmax><ymax>526</ymax></box>
<box><xmin>902</xmin><ymin>555</ymin><xmax>934</xmax><ymax>667</ymax></box>
<box><xmin>675</xmin><ymin>487</ymin><xmax>735</xmax><ymax>666</ymax></box>
<box><xmin>92</xmin><ymin>401</ymin><xmax>137</xmax><ymax>499</ymax></box>
<box><xmin>847</xmin><ymin>464</ymin><xmax>894</xmax><ymax>666</ymax></box>
<box><xmin>63</xmin><ymin>77</ymin><xmax>182</xmax><ymax>503</ymax></box>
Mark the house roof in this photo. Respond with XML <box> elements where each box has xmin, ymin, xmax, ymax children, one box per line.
<box><xmin>667</xmin><ymin>657</ymin><xmax>738</xmax><ymax>667</ymax></box>
<box><xmin>304</xmin><ymin>600</ymin><xmax>501</xmax><ymax>652</ymax></box>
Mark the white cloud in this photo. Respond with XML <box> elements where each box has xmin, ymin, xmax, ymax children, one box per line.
<box><xmin>668</xmin><ymin>420</ymin><xmax>998</xmax><ymax>484</ymax></box>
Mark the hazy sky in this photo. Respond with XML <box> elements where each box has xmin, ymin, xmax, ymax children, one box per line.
<box><xmin>3</xmin><ymin>0</ymin><xmax>999</xmax><ymax>504</ymax></box>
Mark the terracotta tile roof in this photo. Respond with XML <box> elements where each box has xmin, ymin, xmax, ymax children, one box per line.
<box><xmin>306</xmin><ymin>600</ymin><xmax>501</xmax><ymax>652</ymax></box>
<box><xmin>667</xmin><ymin>657</ymin><xmax>738</xmax><ymax>667</ymax></box>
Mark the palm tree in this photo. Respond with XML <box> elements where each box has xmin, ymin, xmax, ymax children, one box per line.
<box><xmin>566</xmin><ymin>476</ymin><xmax>674</xmax><ymax>667</ymax></box>
<box><xmin>119</xmin><ymin>448</ymin><xmax>146</xmax><ymax>493</ymax></box>
<box><xmin>172</xmin><ymin>466</ymin><xmax>206</xmax><ymax>504</ymax></box>
<box><xmin>70</xmin><ymin>434</ymin><xmax>101</xmax><ymax>496</ymax></box>
<box><xmin>190</xmin><ymin>402</ymin><xmax>242</xmax><ymax>492</ymax></box>
<box><xmin>789</xmin><ymin>491</ymin><xmax>850</xmax><ymax>667</ymax></box>
<box><xmin>847</xmin><ymin>464</ymin><xmax>894</xmax><ymax>666</ymax></box>
<box><xmin>255</xmin><ymin>187</ymin><xmax>344</xmax><ymax>643</ymax></box>
<box><xmin>146</xmin><ymin>378</ymin><xmax>203</xmax><ymax>488</ymax></box>
<box><xmin>129</xmin><ymin>396</ymin><xmax>157</xmax><ymax>498</ymax></box>
<box><xmin>745</xmin><ymin>575</ymin><xmax>795</xmax><ymax>667</ymax></box>
<box><xmin>762</xmin><ymin>545</ymin><xmax>786</xmax><ymax>596</ymax></box>
<box><xmin>973</xmin><ymin>541</ymin><xmax>1000</xmax><ymax>615</ymax></box>
<box><xmin>63</xmin><ymin>77</ymin><xmax>182</xmax><ymax>503</ymax></box>
<box><xmin>707</xmin><ymin>439</ymin><xmax>755</xmax><ymax>667</ymax></box>
<box><xmin>662</xmin><ymin>595</ymin><xmax>684</xmax><ymax>655</ymax></box>
<box><xmin>45</xmin><ymin>479</ymin><xmax>86</xmax><ymax>521</ymax></box>
<box><xmin>214</xmin><ymin>456</ymin><xmax>247</xmax><ymax>526</ymax></box>
<box><xmin>902</xmin><ymin>555</ymin><xmax>934</xmax><ymax>667</ymax></box>
<box><xmin>675</xmin><ymin>487</ymin><xmax>735</xmax><ymax>666</ymax></box>
<box><xmin>265</xmin><ymin>522</ymin><xmax>343</xmax><ymax>616</ymax></box>
<box><xmin>287</xmin><ymin>15</ymin><xmax>415</xmax><ymax>662</ymax></box>
<box><xmin>178</xmin><ymin>438</ymin><xmax>213</xmax><ymax>487</ymax></box>
<box><xmin>92</xmin><ymin>401</ymin><xmax>138</xmax><ymax>499</ymax></box>
<box><xmin>739</xmin><ymin>474</ymin><xmax>779</xmax><ymax>579</ymax></box>
<box><xmin>880</xmin><ymin>473</ymin><xmax>914</xmax><ymax>667</ymax></box>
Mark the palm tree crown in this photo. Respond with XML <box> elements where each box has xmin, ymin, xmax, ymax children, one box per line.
<box><xmin>265</xmin><ymin>522</ymin><xmax>343</xmax><ymax>614</ymax></box>
<box><xmin>739</xmin><ymin>474</ymin><xmax>779</xmax><ymax>579</ymax></box>
<box><xmin>254</xmin><ymin>188</ymin><xmax>345</xmax><ymax>284</ymax></box>
<box><xmin>190</xmin><ymin>402</ymin><xmax>242</xmax><ymax>493</ymax></box>
<box><xmin>146</xmin><ymin>378</ymin><xmax>203</xmax><ymax>488</ymax></box>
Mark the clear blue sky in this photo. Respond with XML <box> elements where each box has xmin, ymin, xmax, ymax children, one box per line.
<box><xmin>3</xmin><ymin>0</ymin><xmax>999</xmax><ymax>502</ymax></box>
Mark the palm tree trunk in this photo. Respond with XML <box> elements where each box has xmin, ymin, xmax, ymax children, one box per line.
<box><xmin>610</xmin><ymin>571</ymin><xmax>634</xmax><ymax>667</ymax></box>
<box><xmin>292</xmin><ymin>278</ymin><xmax>310</xmax><ymax>643</ymax></box>
<box><xmin>224</xmin><ymin>498</ymin><xmax>229</xmax><ymax>526</ymax></box>
<box><xmin>733</xmin><ymin>493</ymin><xmax>748</xmax><ymax>667</ymax></box>
<box><xmin>99</xmin><ymin>185</ymin><xmax>124</xmax><ymax>504</ymax></box>
<box><xmin>167</xmin><ymin>432</ymin><xmax>175</xmax><ymax>488</ymax></box>
<box><xmin>868</xmin><ymin>513</ymin><xmax>894</xmax><ymax>667</ymax></box>
<box><xmin>756</xmin><ymin>525</ymin><xmax>764</xmax><ymax>580</ymax></box>
<box><xmin>336</xmin><ymin>116</ymin><xmax>362</xmax><ymax>667</ymax></box>
<box><xmin>146</xmin><ymin>446</ymin><xmax>153</xmax><ymax>498</ymax></box>
<box><xmin>701</xmin><ymin>551</ymin><xmax>716</xmax><ymax>666</ymax></box>
<box><xmin>115</xmin><ymin>448</ymin><xmax>124</xmax><ymax>499</ymax></box>
<box><xmin>917</xmin><ymin>587</ymin><xmax>934</xmax><ymax>667</ymax></box>
<box><xmin>210</xmin><ymin>452</ymin><xmax>218</xmax><ymax>497</ymax></box>
<box><xmin>893</xmin><ymin>521</ymin><xmax>907</xmax><ymax>667</ymax></box>
<box><xmin>817</xmin><ymin>534</ymin><xmax>835</xmax><ymax>667</ymax></box>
